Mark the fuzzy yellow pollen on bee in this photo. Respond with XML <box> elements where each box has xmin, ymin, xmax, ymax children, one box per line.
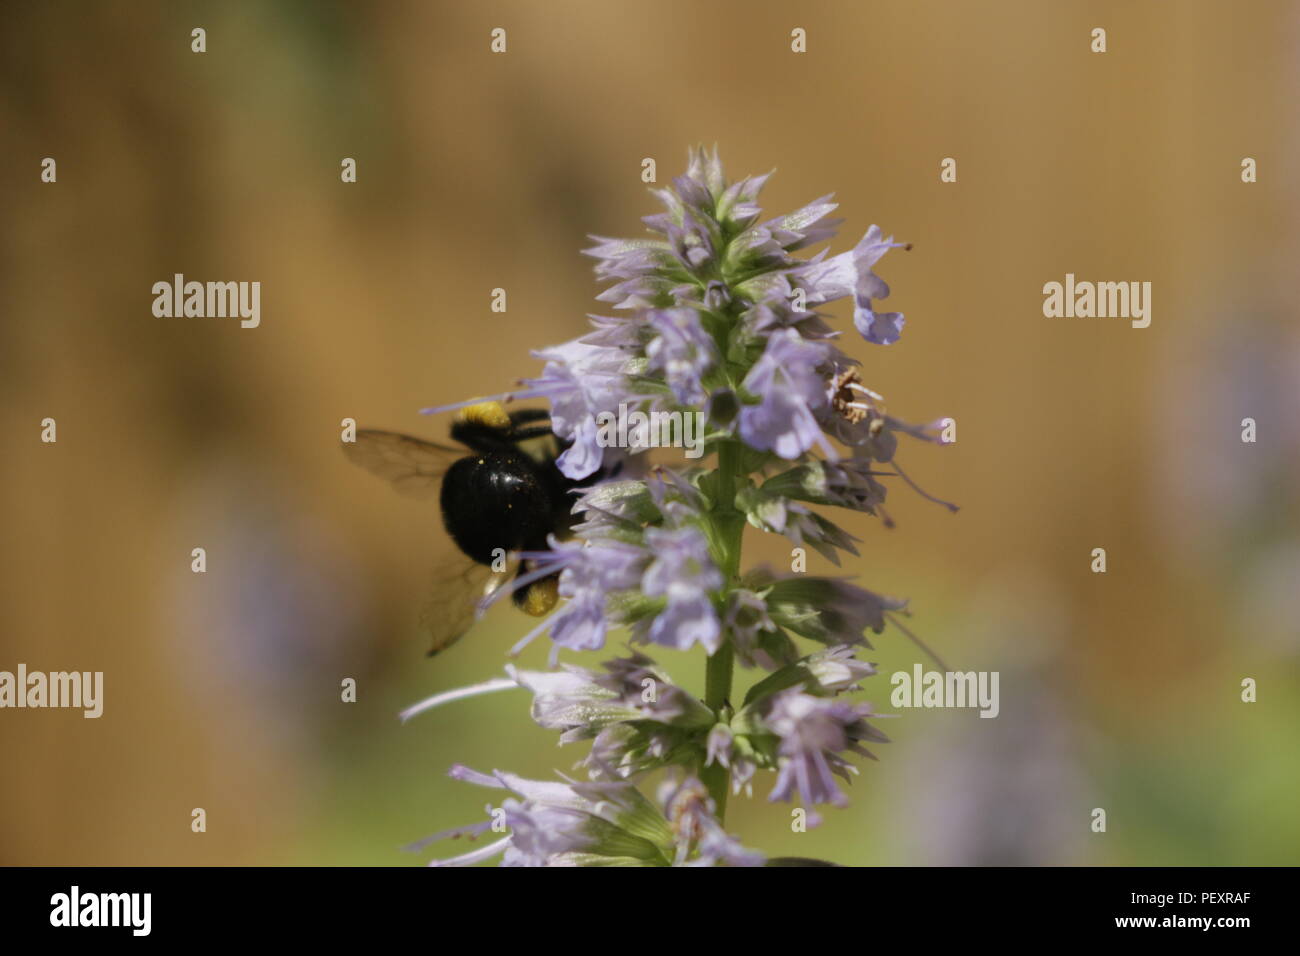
<box><xmin>522</xmin><ymin>576</ymin><xmax>559</xmax><ymax>616</ymax></box>
<box><xmin>459</xmin><ymin>400</ymin><xmax>512</xmax><ymax>430</ymax></box>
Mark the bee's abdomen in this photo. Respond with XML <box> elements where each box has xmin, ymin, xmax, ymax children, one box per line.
<box><xmin>439</xmin><ymin>452</ymin><xmax>554</xmax><ymax>566</ymax></box>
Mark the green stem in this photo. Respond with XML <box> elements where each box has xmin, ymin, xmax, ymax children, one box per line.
<box><xmin>702</xmin><ymin>440</ymin><xmax>745</xmax><ymax>820</ymax></box>
<box><xmin>701</xmin><ymin>645</ymin><xmax>734</xmax><ymax>818</ymax></box>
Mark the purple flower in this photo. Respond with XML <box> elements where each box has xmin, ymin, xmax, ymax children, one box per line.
<box><xmin>764</xmin><ymin>690</ymin><xmax>889</xmax><ymax>813</ymax></box>
<box><xmin>518</xmin><ymin>342</ymin><xmax>630</xmax><ymax>480</ymax></box>
<box><xmin>509</xmin><ymin>537</ymin><xmax>648</xmax><ymax>655</ymax></box>
<box><xmin>414</xmin><ymin>764</ymin><xmax>758</xmax><ymax>867</ymax></box>
<box><xmin>705</xmin><ymin>723</ymin><xmax>758</xmax><ymax>795</ymax></box>
<box><xmin>761</xmin><ymin>457</ymin><xmax>890</xmax><ymax>520</ymax></box>
<box><xmin>416</xmin><ymin>766</ymin><xmax>672</xmax><ymax>867</ymax></box>
<box><xmin>595</xmin><ymin>652</ymin><xmax>713</xmax><ymax>725</ymax></box>
<box><xmin>510</xmin><ymin>666</ymin><xmax>639</xmax><ymax>741</ymax></box>
<box><xmin>397</xmin><ymin>149</ymin><xmax>954</xmax><ymax>867</ymax></box>
<box><xmin>640</xmin><ymin>526</ymin><xmax>724</xmax><ymax>653</ymax></box>
<box><xmin>645</xmin><ymin>308</ymin><xmax>715</xmax><ymax>405</ymax></box>
<box><xmin>511</xmin><ymin>653</ymin><xmax>713</xmax><ymax>745</ymax></box>
<box><xmin>551</xmin><ymin>539</ymin><xmax>646</xmax><ymax>650</ymax></box>
<box><xmin>761</xmin><ymin>193</ymin><xmax>843</xmax><ymax>252</ymax></box>
<box><xmin>665</xmin><ymin>209</ymin><xmax>719</xmax><ymax>273</ymax></box>
<box><xmin>737</xmin><ymin>329</ymin><xmax>836</xmax><ymax>460</ymax></box>
<box><xmin>800</xmin><ymin>645</ymin><xmax>878</xmax><ymax>694</ymax></box>
<box><xmin>583</xmin><ymin>236</ymin><xmax>677</xmax><ymax>284</ymax></box>
<box><xmin>849</xmin><ymin>226</ymin><xmax>908</xmax><ymax>345</ymax></box>
<box><xmin>800</xmin><ymin>225</ymin><xmax>908</xmax><ymax>345</ymax></box>
<box><xmin>733</xmin><ymin>646</ymin><xmax>877</xmax><ymax>715</ymax></box>
<box><xmin>593</xmin><ymin>274</ymin><xmax>678</xmax><ymax>311</ymax></box>
<box><xmin>714</xmin><ymin>171</ymin><xmax>772</xmax><ymax>230</ymax></box>
<box><xmin>724</xmin><ymin>588</ymin><xmax>781</xmax><ymax>669</ymax></box>
<box><xmin>500</xmin><ymin>799</ymin><xmax>598</xmax><ymax>866</ymax></box>
<box><xmin>764</xmin><ymin>575</ymin><xmax>908</xmax><ymax>645</ymax></box>
<box><xmin>736</xmin><ymin>486</ymin><xmax>861</xmax><ymax>566</ymax></box>
<box><xmin>661</xmin><ymin>776</ymin><xmax>764</xmax><ymax>866</ymax></box>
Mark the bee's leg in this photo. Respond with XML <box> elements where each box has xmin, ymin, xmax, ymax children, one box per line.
<box><xmin>451</xmin><ymin>401</ymin><xmax>521</xmax><ymax>452</ymax></box>
<box><xmin>451</xmin><ymin>423</ymin><xmax>513</xmax><ymax>452</ymax></box>
<box><xmin>451</xmin><ymin>405</ymin><xmax>552</xmax><ymax>451</ymax></box>
<box><xmin>512</xmin><ymin>567</ymin><xmax>560</xmax><ymax>617</ymax></box>
<box><xmin>507</xmin><ymin>408</ymin><xmax>551</xmax><ymax>427</ymax></box>
<box><xmin>458</xmin><ymin>401</ymin><xmax>513</xmax><ymax>429</ymax></box>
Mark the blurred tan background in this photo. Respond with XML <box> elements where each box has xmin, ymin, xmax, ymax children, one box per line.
<box><xmin>2</xmin><ymin>0</ymin><xmax>1297</xmax><ymax>865</ymax></box>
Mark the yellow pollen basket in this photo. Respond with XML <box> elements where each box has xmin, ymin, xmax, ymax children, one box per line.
<box><xmin>522</xmin><ymin>576</ymin><xmax>559</xmax><ymax>617</ymax></box>
<box><xmin>458</xmin><ymin>400</ymin><xmax>512</xmax><ymax>430</ymax></box>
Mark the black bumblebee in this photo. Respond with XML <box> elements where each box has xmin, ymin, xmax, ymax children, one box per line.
<box><xmin>343</xmin><ymin>401</ymin><xmax>590</xmax><ymax>655</ymax></box>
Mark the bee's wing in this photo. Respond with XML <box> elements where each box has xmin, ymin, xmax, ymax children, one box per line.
<box><xmin>344</xmin><ymin>427</ymin><xmax>515</xmax><ymax>655</ymax></box>
<box><xmin>342</xmin><ymin>429</ymin><xmax>463</xmax><ymax>501</ymax></box>
<box><xmin>418</xmin><ymin>553</ymin><xmax>517</xmax><ymax>657</ymax></box>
